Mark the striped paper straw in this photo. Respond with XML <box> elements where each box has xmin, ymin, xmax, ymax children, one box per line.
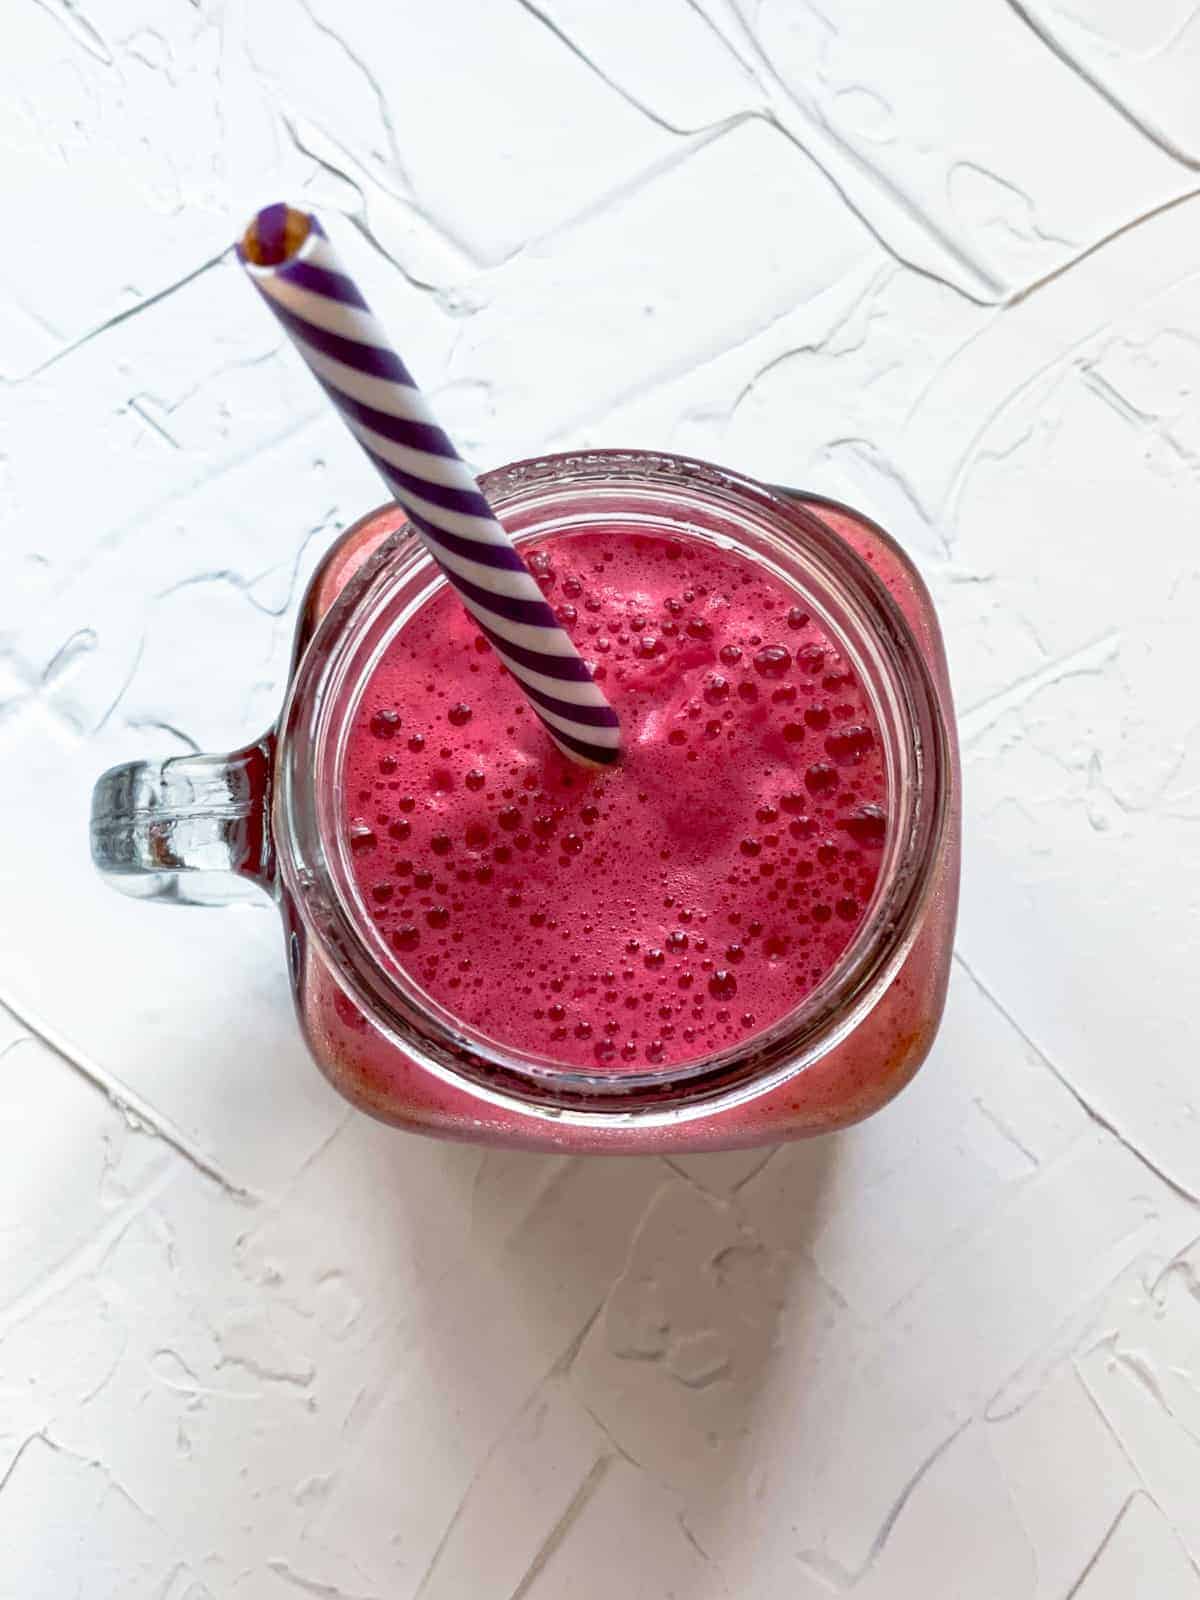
<box><xmin>237</xmin><ymin>203</ymin><xmax>620</xmax><ymax>768</ymax></box>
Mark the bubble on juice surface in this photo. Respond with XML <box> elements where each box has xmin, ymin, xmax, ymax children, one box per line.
<box><xmin>754</xmin><ymin>645</ymin><xmax>790</xmax><ymax>679</ymax></box>
<box><xmin>841</xmin><ymin>803</ymin><xmax>887</xmax><ymax>848</ymax></box>
<box><xmin>825</xmin><ymin>724</ymin><xmax>875</xmax><ymax>766</ymax></box>
<box><xmin>805</xmin><ymin>763</ymin><xmax>839</xmax><ymax>797</ymax></box>
<box><xmin>348</xmin><ymin>820</ymin><xmax>377</xmax><ymax>853</ymax></box>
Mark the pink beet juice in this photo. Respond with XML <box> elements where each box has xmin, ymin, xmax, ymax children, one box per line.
<box><xmin>342</xmin><ymin>527</ymin><xmax>888</xmax><ymax>1072</ymax></box>
<box><xmin>91</xmin><ymin>448</ymin><xmax>958</xmax><ymax>1150</ymax></box>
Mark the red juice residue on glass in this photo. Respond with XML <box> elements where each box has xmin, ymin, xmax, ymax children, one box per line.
<box><xmin>341</xmin><ymin>529</ymin><xmax>888</xmax><ymax>1070</ymax></box>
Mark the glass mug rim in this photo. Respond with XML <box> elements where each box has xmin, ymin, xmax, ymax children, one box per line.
<box><xmin>277</xmin><ymin>448</ymin><xmax>952</xmax><ymax>1126</ymax></box>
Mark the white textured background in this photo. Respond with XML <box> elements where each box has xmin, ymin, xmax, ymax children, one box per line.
<box><xmin>3</xmin><ymin>2</ymin><xmax>1200</xmax><ymax>1594</ymax></box>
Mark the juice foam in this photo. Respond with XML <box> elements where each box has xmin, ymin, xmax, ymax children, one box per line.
<box><xmin>342</xmin><ymin>529</ymin><xmax>887</xmax><ymax>1070</ymax></box>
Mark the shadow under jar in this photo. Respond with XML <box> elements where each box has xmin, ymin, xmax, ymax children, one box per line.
<box><xmin>91</xmin><ymin>450</ymin><xmax>960</xmax><ymax>1153</ymax></box>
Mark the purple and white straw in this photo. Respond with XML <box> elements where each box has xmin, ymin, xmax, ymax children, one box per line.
<box><xmin>238</xmin><ymin>203</ymin><xmax>620</xmax><ymax>768</ymax></box>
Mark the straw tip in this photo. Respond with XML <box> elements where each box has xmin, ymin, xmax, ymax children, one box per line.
<box><xmin>558</xmin><ymin>738</ymin><xmax>622</xmax><ymax>770</ymax></box>
<box><xmin>240</xmin><ymin>203</ymin><xmax>312</xmax><ymax>267</ymax></box>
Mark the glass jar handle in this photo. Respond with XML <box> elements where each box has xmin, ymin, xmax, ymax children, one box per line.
<box><xmin>90</xmin><ymin>739</ymin><xmax>274</xmax><ymax>906</ymax></box>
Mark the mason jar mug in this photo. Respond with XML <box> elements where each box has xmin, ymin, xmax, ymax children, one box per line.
<box><xmin>90</xmin><ymin>451</ymin><xmax>960</xmax><ymax>1153</ymax></box>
